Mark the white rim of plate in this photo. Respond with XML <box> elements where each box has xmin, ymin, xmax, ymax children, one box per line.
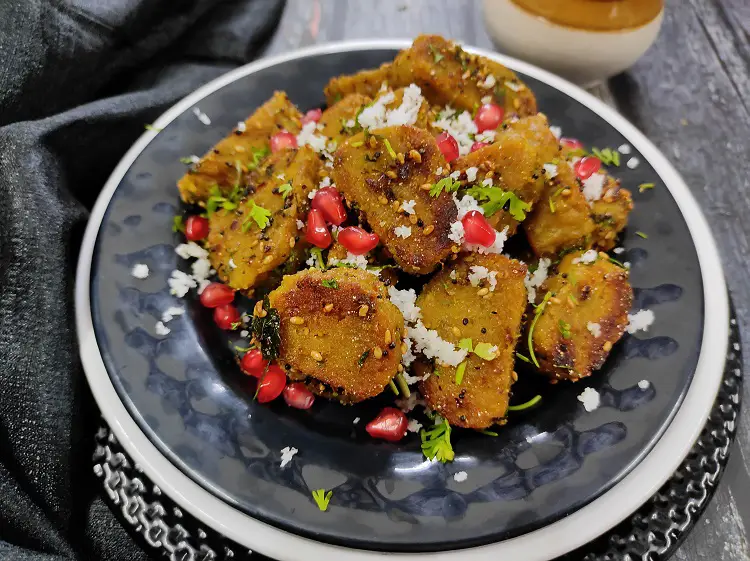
<box><xmin>75</xmin><ymin>40</ymin><xmax>728</xmax><ymax>561</ymax></box>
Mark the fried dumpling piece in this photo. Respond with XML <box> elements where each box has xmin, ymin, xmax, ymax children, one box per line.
<box><xmin>525</xmin><ymin>161</ymin><xmax>596</xmax><ymax>256</ymax></box>
<box><xmin>206</xmin><ymin>148</ymin><xmax>319</xmax><ymax>291</ymax></box>
<box><xmin>178</xmin><ymin>92</ymin><xmax>302</xmax><ymax>204</ymax></box>
<box><xmin>269</xmin><ymin>268</ymin><xmax>405</xmax><ymax>403</ymax></box>
<box><xmin>527</xmin><ymin>251</ymin><xmax>632</xmax><ymax>381</ymax></box>
<box><xmin>317</xmin><ymin>93</ymin><xmax>372</xmax><ymax>147</ymax></box>
<box><xmin>324</xmin><ymin>63</ymin><xmax>393</xmax><ymax>106</ymax></box>
<box><xmin>331</xmin><ymin>125</ymin><xmax>456</xmax><ymax>274</ymax></box>
<box><xmin>590</xmin><ymin>177</ymin><xmax>633</xmax><ymax>250</ymax></box>
<box><xmin>415</xmin><ymin>254</ymin><xmax>528</xmax><ymax>429</ymax></box>
<box><xmin>452</xmin><ymin>115</ymin><xmax>559</xmax><ymax>234</ymax></box>
<box><xmin>390</xmin><ymin>35</ymin><xmax>537</xmax><ymax>119</ymax></box>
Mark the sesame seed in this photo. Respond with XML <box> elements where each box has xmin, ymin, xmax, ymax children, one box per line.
<box><xmin>423</xmin><ymin>225</ymin><xmax>434</xmax><ymax>235</ymax></box>
<box><xmin>358</xmin><ymin>305</ymin><xmax>369</xmax><ymax>317</ymax></box>
<box><xmin>550</xmin><ymin>297</ymin><xmax>561</xmax><ymax>304</ymax></box>
<box><xmin>290</xmin><ymin>316</ymin><xmax>304</xmax><ymax>325</ymax></box>
<box><xmin>512</xmin><ymin>371</ymin><xmax>518</xmax><ymax>381</ymax></box>
<box><xmin>369</xmin><ymin>136</ymin><xmax>377</xmax><ymax>149</ymax></box>
<box><xmin>373</xmin><ymin>346</ymin><xmax>383</xmax><ymax>359</ymax></box>
<box><xmin>409</xmin><ymin>214</ymin><xmax>418</xmax><ymax>225</ymax></box>
<box><xmin>324</xmin><ymin>303</ymin><xmax>334</xmax><ymax>312</ymax></box>
<box><xmin>289</xmin><ymin>236</ymin><xmax>296</xmax><ymax>248</ymax></box>
<box><xmin>385</xmin><ymin>330</ymin><xmax>392</xmax><ymax>345</ymax></box>
<box><xmin>396</xmin><ymin>152</ymin><xmax>405</xmax><ymax>164</ymax></box>
<box><xmin>409</xmin><ymin>149</ymin><xmax>422</xmax><ymax>163</ymax></box>
<box><xmin>386</xmin><ymin>170</ymin><xmax>397</xmax><ymax>179</ymax></box>
<box><xmin>603</xmin><ymin>341</ymin><xmax>613</xmax><ymax>352</ymax></box>
<box><xmin>379</xmin><ymin>196</ymin><xmax>388</xmax><ymax>205</ymax></box>
<box><xmin>452</xmin><ymin>327</ymin><xmax>461</xmax><ymax>337</ymax></box>
<box><xmin>397</xmin><ymin>364</ymin><xmax>404</xmax><ymax>372</ymax></box>
<box><xmin>420</xmin><ymin>183</ymin><xmax>432</xmax><ymax>191</ymax></box>
<box><xmin>561</xmin><ymin>188</ymin><xmax>571</xmax><ymax>197</ymax></box>
<box><xmin>477</xmin><ymin>287</ymin><xmax>489</xmax><ymax>296</ymax></box>
<box><xmin>311</xmin><ymin>350</ymin><xmax>323</xmax><ymax>361</ymax></box>
<box><xmin>401</xmin><ymin>342</ymin><xmax>408</xmax><ymax>354</ymax></box>
<box><xmin>262</xmin><ymin>255</ymin><xmax>273</xmax><ymax>264</ymax></box>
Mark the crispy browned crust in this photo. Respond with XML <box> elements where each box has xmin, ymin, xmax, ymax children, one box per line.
<box><xmin>416</xmin><ymin>254</ymin><xmax>527</xmax><ymax>429</ymax></box>
<box><xmin>390</xmin><ymin>35</ymin><xmax>537</xmax><ymax>119</ymax></box>
<box><xmin>331</xmin><ymin>125</ymin><xmax>456</xmax><ymax>274</ymax></box>
<box><xmin>452</xmin><ymin>114</ymin><xmax>559</xmax><ymax>233</ymax></box>
<box><xmin>590</xmin><ymin>178</ymin><xmax>633</xmax><ymax>250</ymax></box>
<box><xmin>525</xmin><ymin>161</ymin><xmax>596</xmax><ymax>256</ymax></box>
<box><xmin>206</xmin><ymin>148</ymin><xmax>319</xmax><ymax>291</ymax></box>
<box><xmin>324</xmin><ymin>63</ymin><xmax>393</xmax><ymax>106</ymax></box>
<box><xmin>269</xmin><ymin>268</ymin><xmax>405</xmax><ymax>403</ymax></box>
<box><xmin>528</xmin><ymin>251</ymin><xmax>632</xmax><ymax>381</ymax></box>
<box><xmin>177</xmin><ymin>92</ymin><xmax>302</xmax><ymax>204</ymax></box>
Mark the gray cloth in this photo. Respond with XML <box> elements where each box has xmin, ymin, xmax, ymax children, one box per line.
<box><xmin>0</xmin><ymin>1</ymin><xmax>284</xmax><ymax>558</ymax></box>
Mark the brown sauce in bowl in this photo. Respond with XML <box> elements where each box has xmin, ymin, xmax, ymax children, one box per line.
<box><xmin>508</xmin><ymin>0</ymin><xmax>664</xmax><ymax>32</ymax></box>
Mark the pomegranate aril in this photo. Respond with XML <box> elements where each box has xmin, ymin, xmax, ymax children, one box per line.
<box><xmin>283</xmin><ymin>383</ymin><xmax>315</xmax><ymax>410</ymax></box>
<box><xmin>574</xmin><ymin>156</ymin><xmax>601</xmax><ymax>180</ymax></box>
<box><xmin>241</xmin><ymin>349</ymin><xmax>269</xmax><ymax>378</ymax></box>
<box><xmin>436</xmin><ymin>131</ymin><xmax>459</xmax><ymax>162</ymax></box>
<box><xmin>257</xmin><ymin>365</ymin><xmax>287</xmax><ymax>403</ymax></box>
<box><xmin>184</xmin><ymin>215</ymin><xmax>209</xmax><ymax>241</ymax></box>
<box><xmin>213</xmin><ymin>304</ymin><xmax>240</xmax><ymax>330</ymax></box>
<box><xmin>470</xmin><ymin>141</ymin><xmax>489</xmax><ymax>153</ymax></box>
<box><xmin>302</xmin><ymin>108</ymin><xmax>323</xmax><ymax>124</ymax></box>
<box><xmin>462</xmin><ymin>210</ymin><xmax>496</xmax><ymax>247</ymax></box>
<box><xmin>200</xmin><ymin>283</ymin><xmax>235</xmax><ymax>308</ymax></box>
<box><xmin>270</xmin><ymin>131</ymin><xmax>297</xmax><ymax>153</ymax></box>
<box><xmin>305</xmin><ymin>208</ymin><xmax>332</xmax><ymax>249</ymax></box>
<box><xmin>366</xmin><ymin>407</ymin><xmax>408</xmax><ymax>442</ymax></box>
<box><xmin>337</xmin><ymin>226</ymin><xmax>379</xmax><ymax>255</ymax></box>
<box><xmin>312</xmin><ymin>187</ymin><xmax>347</xmax><ymax>226</ymax></box>
<box><xmin>560</xmin><ymin>137</ymin><xmax>584</xmax><ymax>151</ymax></box>
<box><xmin>474</xmin><ymin>103</ymin><xmax>504</xmax><ymax>133</ymax></box>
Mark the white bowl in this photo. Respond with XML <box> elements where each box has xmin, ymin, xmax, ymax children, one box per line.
<box><xmin>483</xmin><ymin>0</ymin><xmax>663</xmax><ymax>86</ymax></box>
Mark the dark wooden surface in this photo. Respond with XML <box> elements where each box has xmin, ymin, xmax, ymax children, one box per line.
<box><xmin>263</xmin><ymin>1</ymin><xmax>750</xmax><ymax>558</ymax></box>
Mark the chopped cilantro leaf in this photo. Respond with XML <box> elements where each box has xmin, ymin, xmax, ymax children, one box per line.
<box><xmin>611</xmin><ymin>150</ymin><xmax>621</xmax><ymax>166</ymax></box>
<box><xmin>251</xmin><ymin>297</ymin><xmax>281</xmax><ymax>360</ymax></box>
<box><xmin>508</xmin><ymin>395</ymin><xmax>542</xmax><ymax>411</ymax></box>
<box><xmin>278</xmin><ymin>183</ymin><xmax>293</xmax><ymax>199</ymax></box>
<box><xmin>466</xmin><ymin>185</ymin><xmax>530</xmax><ymax>220</ymax></box>
<box><xmin>242</xmin><ymin>201</ymin><xmax>271</xmax><ymax>231</ymax></box>
<box><xmin>558</xmin><ymin>319</ymin><xmax>571</xmax><ymax>339</ymax></box>
<box><xmin>429</xmin><ymin>176</ymin><xmax>460</xmax><ymax>198</ymax></box>
<box><xmin>420</xmin><ymin>416</ymin><xmax>454</xmax><ymax>463</ymax></box>
<box><xmin>382</xmin><ymin>138</ymin><xmax>397</xmax><ymax>159</ymax></box>
<box><xmin>321</xmin><ymin>279</ymin><xmax>339</xmax><ymax>289</ymax></box>
<box><xmin>528</xmin><ymin>291</ymin><xmax>553</xmax><ymax>368</ymax></box>
<box><xmin>247</xmin><ymin>145</ymin><xmax>270</xmax><ymax>171</ymax></box>
<box><xmin>455</xmin><ymin>361</ymin><xmax>467</xmax><ymax>384</ymax></box>
<box><xmin>172</xmin><ymin>215</ymin><xmax>185</xmax><ymax>233</ymax></box>
<box><xmin>473</xmin><ymin>342</ymin><xmax>498</xmax><ymax>360</ymax></box>
<box><xmin>428</xmin><ymin>44</ymin><xmax>444</xmax><ymax>63</ymax></box>
<box><xmin>309</xmin><ymin>248</ymin><xmax>326</xmax><ymax>270</ymax></box>
<box><xmin>311</xmin><ymin>489</ymin><xmax>333</xmax><ymax>512</ymax></box>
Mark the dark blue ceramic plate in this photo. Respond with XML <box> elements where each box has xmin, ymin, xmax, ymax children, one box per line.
<box><xmin>77</xmin><ymin>42</ymin><xmax>729</xmax><ymax>559</ymax></box>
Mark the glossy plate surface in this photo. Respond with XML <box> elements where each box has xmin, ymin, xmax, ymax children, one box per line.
<box><xmin>76</xmin><ymin>42</ymin><xmax>728</xmax><ymax>559</ymax></box>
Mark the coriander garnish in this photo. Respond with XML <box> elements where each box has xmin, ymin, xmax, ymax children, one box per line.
<box><xmin>420</xmin><ymin>416</ymin><xmax>454</xmax><ymax>463</ymax></box>
<box><xmin>507</xmin><ymin>395</ymin><xmax>542</xmax><ymax>411</ymax></box>
<box><xmin>429</xmin><ymin>176</ymin><xmax>460</xmax><ymax>198</ymax></box>
<box><xmin>172</xmin><ymin>215</ymin><xmax>185</xmax><ymax>233</ymax></box>
<box><xmin>558</xmin><ymin>319</ymin><xmax>572</xmax><ymax>339</ymax></box>
<box><xmin>528</xmin><ymin>291</ymin><xmax>553</xmax><ymax>368</ymax></box>
<box><xmin>242</xmin><ymin>201</ymin><xmax>272</xmax><ymax>231</ymax></box>
<box><xmin>455</xmin><ymin>361</ymin><xmax>467</xmax><ymax>385</ymax></box>
<box><xmin>251</xmin><ymin>296</ymin><xmax>281</xmax><ymax>360</ymax></box>
<box><xmin>311</xmin><ymin>489</ymin><xmax>333</xmax><ymax>512</ymax></box>
<box><xmin>473</xmin><ymin>342</ymin><xmax>498</xmax><ymax>361</ymax></box>
<box><xmin>466</xmin><ymin>185</ymin><xmax>530</xmax><ymax>220</ymax></box>
<box><xmin>428</xmin><ymin>44</ymin><xmax>444</xmax><ymax>63</ymax></box>
<box><xmin>278</xmin><ymin>183</ymin><xmax>293</xmax><ymax>199</ymax></box>
<box><xmin>321</xmin><ymin>278</ymin><xmax>339</xmax><ymax>289</ymax></box>
<box><xmin>382</xmin><ymin>137</ymin><xmax>397</xmax><ymax>159</ymax></box>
